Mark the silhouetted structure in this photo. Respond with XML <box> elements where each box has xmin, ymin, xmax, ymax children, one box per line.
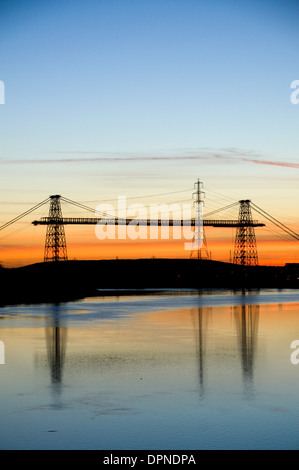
<box><xmin>44</xmin><ymin>196</ymin><xmax>68</xmax><ymax>262</ymax></box>
<box><xmin>190</xmin><ymin>180</ymin><xmax>209</xmax><ymax>260</ymax></box>
<box><xmin>233</xmin><ymin>200</ymin><xmax>259</xmax><ymax>266</ymax></box>
<box><xmin>32</xmin><ymin>186</ymin><xmax>264</xmax><ymax>263</ymax></box>
<box><xmin>3</xmin><ymin>179</ymin><xmax>299</xmax><ymax>267</ymax></box>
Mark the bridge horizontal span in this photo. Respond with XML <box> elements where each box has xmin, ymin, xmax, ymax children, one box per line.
<box><xmin>32</xmin><ymin>217</ymin><xmax>265</xmax><ymax>228</ymax></box>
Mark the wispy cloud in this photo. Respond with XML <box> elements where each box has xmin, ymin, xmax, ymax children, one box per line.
<box><xmin>243</xmin><ymin>158</ymin><xmax>299</xmax><ymax>169</ymax></box>
<box><xmin>0</xmin><ymin>148</ymin><xmax>298</xmax><ymax>169</ymax></box>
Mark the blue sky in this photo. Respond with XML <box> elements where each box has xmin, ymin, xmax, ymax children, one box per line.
<box><xmin>0</xmin><ymin>0</ymin><xmax>299</xmax><ymax>265</ymax></box>
<box><xmin>1</xmin><ymin>0</ymin><xmax>299</xmax><ymax>159</ymax></box>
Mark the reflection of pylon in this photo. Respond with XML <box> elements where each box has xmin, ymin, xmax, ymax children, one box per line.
<box><xmin>233</xmin><ymin>200</ymin><xmax>258</xmax><ymax>266</ymax></box>
<box><xmin>44</xmin><ymin>195</ymin><xmax>68</xmax><ymax>262</ymax></box>
<box><xmin>191</xmin><ymin>306</ymin><xmax>212</xmax><ymax>396</ymax></box>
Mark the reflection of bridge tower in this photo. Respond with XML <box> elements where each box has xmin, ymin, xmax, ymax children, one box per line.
<box><xmin>234</xmin><ymin>304</ymin><xmax>259</xmax><ymax>390</ymax></box>
<box><xmin>46</xmin><ymin>304</ymin><xmax>67</xmax><ymax>386</ymax></box>
<box><xmin>191</xmin><ymin>306</ymin><xmax>211</xmax><ymax>396</ymax></box>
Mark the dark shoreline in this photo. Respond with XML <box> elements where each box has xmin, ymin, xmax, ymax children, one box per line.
<box><xmin>0</xmin><ymin>258</ymin><xmax>298</xmax><ymax>307</ymax></box>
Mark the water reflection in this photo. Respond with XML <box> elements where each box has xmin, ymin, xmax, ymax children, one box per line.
<box><xmin>3</xmin><ymin>291</ymin><xmax>299</xmax><ymax>450</ymax></box>
<box><xmin>234</xmin><ymin>304</ymin><xmax>259</xmax><ymax>397</ymax></box>
<box><xmin>45</xmin><ymin>304</ymin><xmax>67</xmax><ymax>395</ymax></box>
<box><xmin>190</xmin><ymin>300</ymin><xmax>260</xmax><ymax>399</ymax></box>
<box><xmin>191</xmin><ymin>307</ymin><xmax>211</xmax><ymax>397</ymax></box>
<box><xmin>42</xmin><ymin>300</ymin><xmax>261</xmax><ymax>400</ymax></box>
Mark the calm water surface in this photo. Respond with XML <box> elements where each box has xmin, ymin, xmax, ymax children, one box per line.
<box><xmin>1</xmin><ymin>289</ymin><xmax>299</xmax><ymax>450</ymax></box>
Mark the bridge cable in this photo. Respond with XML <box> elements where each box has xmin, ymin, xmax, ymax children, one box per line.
<box><xmin>250</xmin><ymin>202</ymin><xmax>299</xmax><ymax>241</ymax></box>
<box><xmin>0</xmin><ymin>198</ymin><xmax>51</xmax><ymax>231</ymax></box>
<box><xmin>61</xmin><ymin>197</ymin><xmax>244</xmax><ymax>223</ymax></box>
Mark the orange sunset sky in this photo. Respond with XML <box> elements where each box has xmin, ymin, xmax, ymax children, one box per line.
<box><xmin>1</xmin><ymin>203</ymin><xmax>299</xmax><ymax>267</ymax></box>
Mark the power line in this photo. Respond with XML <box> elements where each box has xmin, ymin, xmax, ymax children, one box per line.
<box><xmin>204</xmin><ymin>187</ymin><xmax>237</xmax><ymax>203</ymax></box>
<box><xmin>80</xmin><ymin>188</ymin><xmax>192</xmax><ymax>203</ymax></box>
<box><xmin>204</xmin><ymin>202</ymin><xmax>240</xmax><ymax>218</ymax></box>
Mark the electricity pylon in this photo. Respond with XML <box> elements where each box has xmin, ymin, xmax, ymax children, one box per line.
<box><xmin>190</xmin><ymin>180</ymin><xmax>209</xmax><ymax>259</ymax></box>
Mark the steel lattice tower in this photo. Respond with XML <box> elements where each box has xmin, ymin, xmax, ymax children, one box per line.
<box><xmin>233</xmin><ymin>200</ymin><xmax>259</xmax><ymax>266</ymax></box>
<box><xmin>44</xmin><ymin>195</ymin><xmax>68</xmax><ymax>262</ymax></box>
<box><xmin>190</xmin><ymin>179</ymin><xmax>209</xmax><ymax>260</ymax></box>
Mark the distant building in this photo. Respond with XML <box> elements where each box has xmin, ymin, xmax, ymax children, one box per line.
<box><xmin>285</xmin><ymin>264</ymin><xmax>299</xmax><ymax>277</ymax></box>
<box><xmin>285</xmin><ymin>263</ymin><xmax>299</xmax><ymax>269</ymax></box>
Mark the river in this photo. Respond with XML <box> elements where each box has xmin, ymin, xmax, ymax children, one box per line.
<box><xmin>0</xmin><ymin>289</ymin><xmax>299</xmax><ymax>450</ymax></box>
